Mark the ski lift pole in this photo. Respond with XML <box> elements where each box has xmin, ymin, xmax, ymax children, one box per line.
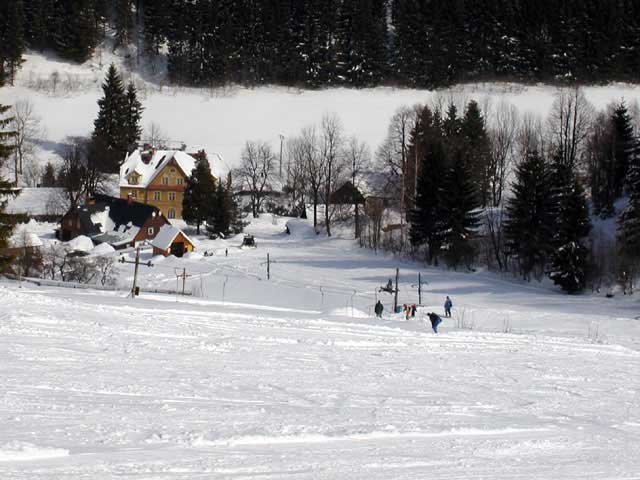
<box><xmin>393</xmin><ymin>268</ymin><xmax>399</xmax><ymax>312</ymax></box>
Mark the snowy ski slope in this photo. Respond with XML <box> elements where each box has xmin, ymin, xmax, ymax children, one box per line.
<box><xmin>1</xmin><ymin>217</ymin><xmax>639</xmax><ymax>478</ymax></box>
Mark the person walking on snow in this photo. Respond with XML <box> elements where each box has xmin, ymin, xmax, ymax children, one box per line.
<box><xmin>444</xmin><ymin>296</ymin><xmax>453</xmax><ymax>317</ymax></box>
<box><xmin>427</xmin><ymin>312</ymin><xmax>443</xmax><ymax>333</ymax></box>
<box><xmin>375</xmin><ymin>300</ymin><xmax>384</xmax><ymax>318</ymax></box>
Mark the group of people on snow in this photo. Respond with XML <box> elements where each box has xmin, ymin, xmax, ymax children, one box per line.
<box><xmin>374</xmin><ymin>296</ymin><xmax>453</xmax><ymax>334</ymax></box>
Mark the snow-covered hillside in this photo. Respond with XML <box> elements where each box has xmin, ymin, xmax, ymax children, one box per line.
<box><xmin>1</xmin><ymin>216</ymin><xmax>639</xmax><ymax>478</ymax></box>
<box><xmin>3</xmin><ymin>52</ymin><xmax>640</xmax><ymax>173</ymax></box>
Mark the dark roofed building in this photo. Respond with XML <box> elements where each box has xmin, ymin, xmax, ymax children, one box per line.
<box><xmin>57</xmin><ymin>194</ymin><xmax>171</xmax><ymax>249</ymax></box>
<box><xmin>329</xmin><ymin>181</ymin><xmax>365</xmax><ymax>205</ymax></box>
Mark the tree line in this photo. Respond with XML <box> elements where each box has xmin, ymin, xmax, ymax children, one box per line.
<box><xmin>3</xmin><ymin>0</ymin><xmax>640</xmax><ymax>88</ymax></box>
<box><xmin>376</xmin><ymin>89</ymin><xmax>640</xmax><ymax>294</ymax></box>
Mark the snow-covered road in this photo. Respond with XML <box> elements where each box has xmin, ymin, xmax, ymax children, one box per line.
<box><xmin>2</xmin><ymin>279</ymin><xmax>640</xmax><ymax>478</ymax></box>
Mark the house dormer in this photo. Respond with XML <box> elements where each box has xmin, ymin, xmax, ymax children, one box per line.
<box><xmin>128</xmin><ymin>172</ymin><xmax>141</xmax><ymax>185</ymax></box>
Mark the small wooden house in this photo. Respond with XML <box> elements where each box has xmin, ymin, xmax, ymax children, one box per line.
<box><xmin>151</xmin><ymin>224</ymin><xmax>195</xmax><ymax>257</ymax></box>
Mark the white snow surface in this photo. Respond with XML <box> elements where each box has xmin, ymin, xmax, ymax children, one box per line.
<box><xmin>2</xmin><ymin>215</ymin><xmax>640</xmax><ymax>478</ymax></box>
<box><xmin>66</xmin><ymin>235</ymin><xmax>95</xmax><ymax>252</ymax></box>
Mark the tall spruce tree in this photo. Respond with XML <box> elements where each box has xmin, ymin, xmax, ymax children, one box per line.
<box><xmin>91</xmin><ymin>64</ymin><xmax>128</xmax><ymax>172</ymax></box>
<box><xmin>0</xmin><ymin>0</ymin><xmax>25</xmax><ymax>85</ymax></box>
<box><xmin>611</xmin><ymin>101</ymin><xmax>637</xmax><ymax>197</ymax></box>
<box><xmin>548</xmin><ymin>159</ymin><xmax>592</xmax><ymax>293</ymax></box>
<box><xmin>183</xmin><ymin>154</ymin><xmax>216</xmax><ymax>235</ymax></box>
<box><xmin>438</xmin><ymin>156</ymin><xmax>481</xmax><ymax>270</ymax></box>
<box><xmin>409</xmin><ymin>111</ymin><xmax>448</xmax><ymax>265</ymax></box>
<box><xmin>0</xmin><ymin>103</ymin><xmax>17</xmax><ymax>272</ymax></box>
<box><xmin>504</xmin><ymin>150</ymin><xmax>554</xmax><ymax>281</ymax></box>
<box><xmin>618</xmin><ymin>139</ymin><xmax>640</xmax><ymax>272</ymax></box>
<box><xmin>124</xmin><ymin>81</ymin><xmax>144</xmax><ymax>151</ymax></box>
<box><xmin>460</xmin><ymin>100</ymin><xmax>492</xmax><ymax>207</ymax></box>
<box><xmin>115</xmin><ymin>0</ymin><xmax>133</xmax><ymax>47</ymax></box>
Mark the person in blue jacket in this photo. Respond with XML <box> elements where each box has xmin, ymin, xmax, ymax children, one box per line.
<box><xmin>427</xmin><ymin>312</ymin><xmax>443</xmax><ymax>333</ymax></box>
<box><xmin>444</xmin><ymin>296</ymin><xmax>453</xmax><ymax>317</ymax></box>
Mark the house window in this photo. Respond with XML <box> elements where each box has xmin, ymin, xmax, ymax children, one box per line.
<box><xmin>176</xmin><ymin>178</ymin><xmax>184</xmax><ymax>186</ymax></box>
<box><xmin>147</xmin><ymin>227</ymin><xmax>154</xmax><ymax>236</ymax></box>
<box><xmin>170</xmin><ymin>168</ymin><xmax>176</xmax><ymax>173</ymax></box>
<box><xmin>130</xmin><ymin>190</ymin><xmax>137</xmax><ymax>198</ymax></box>
<box><xmin>153</xmin><ymin>191</ymin><xmax>161</xmax><ymax>201</ymax></box>
<box><xmin>168</xmin><ymin>192</ymin><xmax>176</xmax><ymax>201</ymax></box>
<box><xmin>128</xmin><ymin>174</ymin><xmax>138</xmax><ymax>185</ymax></box>
<box><xmin>162</xmin><ymin>176</ymin><xmax>169</xmax><ymax>185</ymax></box>
<box><xmin>168</xmin><ymin>208</ymin><xmax>176</xmax><ymax>219</ymax></box>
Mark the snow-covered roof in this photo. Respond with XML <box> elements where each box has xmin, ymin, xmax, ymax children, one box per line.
<box><xmin>119</xmin><ymin>149</ymin><xmax>199</xmax><ymax>188</ymax></box>
<box><xmin>151</xmin><ymin>224</ymin><xmax>193</xmax><ymax>251</ymax></box>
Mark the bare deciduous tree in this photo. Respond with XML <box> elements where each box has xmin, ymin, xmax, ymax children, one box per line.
<box><xmin>546</xmin><ymin>87</ymin><xmax>594</xmax><ymax>168</ymax></box>
<box><xmin>236</xmin><ymin>140</ymin><xmax>276</xmax><ymax>217</ymax></box>
<box><xmin>320</xmin><ymin>114</ymin><xmax>346</xmax><ymax>237</ymax></box>
<box><xmin>300</xmin><ymin>126</ymin><xmax>325</xmax><ymax>229</ymax></box>
<box><xmin>11</xmin><ymin>99</ymin><xmax>43</xmax><ymax>183</ymax></box>
<box><xmin>145</xmin><ymin>122</ymin><xmax>168</xmax><ymax>148</ymax></box>
<box><xmin>285</xmin><ymin>136</ymin><xmax>308</xmax><ymax>217</ymax></box>
<box><xmin>344</xmin><ymin>136</ymin><xmax>371</xmax><ymax>238</ymax></box>
<box><xmin>487</xmin><ymin>100</ymin><xmax>520</xmax><ymax>207</ymax></box>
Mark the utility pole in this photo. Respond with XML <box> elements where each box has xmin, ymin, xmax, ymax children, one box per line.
<box><xmin>393</xmin><ymin>268</ymin><xmax>399</xmax><ymax>312</ymax></box>
<box><xmin>261</xmin><ymin>253</ymin><xmax>275</xmax><ymax>280</ymax></box>
<box><xmin>120</xmin><ymin>247</ymin><xmax>153</xmax><ymax>298</ymax></box>
<box><xmin>175</xmin><ymin>268</ymin><xmax>191</xmax><ymax>296</ymax></box>
<box><xmin>412</xmin><ymin>273</ymin><xmax>428</xmax><ymax>305</ymax></box>
<box><xmin>279</xmin><ymin>134</ymin><xmax>285</xmax><ymax>178</ymax></box>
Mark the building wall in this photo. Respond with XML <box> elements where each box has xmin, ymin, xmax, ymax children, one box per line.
<box><xmin>119</xmin><ymin>160</ymin><xmax>188</xmax><ymax>219</ymax></box>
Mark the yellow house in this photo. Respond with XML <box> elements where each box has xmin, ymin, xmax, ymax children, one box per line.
<box><xmin>119</xmin><ymin>148</ymin><xmax>211</xmax><ymax>219</ymax></box>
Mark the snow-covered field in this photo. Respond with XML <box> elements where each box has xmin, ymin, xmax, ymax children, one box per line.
<box><xmin>2</xmin><ymin>216</ymin><xmax>640</xmax><ymax>478</ymax></box>
<box><xmin>3</xmin><ymin>52</ymin><xmax>640</xmax><ymax>173</ymax></box>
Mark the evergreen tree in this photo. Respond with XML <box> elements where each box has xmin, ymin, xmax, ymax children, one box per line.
<box><xmin>91</xmin><ymin>64</ymin><xmax>128</xmax><ymax>172</ymax></box>
<box><xmin>52</xmin><ymin>0</ymin><xmax>99</xmax><ymax>62</ymax></box>
<box><xmin>41</xmin><ymin>162</ymin><xmax>57</xmax><ymax>187</ymax></box>
<box><xmin>183</xmin><ymin>154</ymin><xmax>216</xmax><ymax>235</ymax></box>
<box><xmin>460</xmin><ymin>100</ymin><xmax>492</xmax><ymax>207</ymax></box>
<box><xmin>0</xmin><ymin>103</ymin><xmax>17</xmax><ymax>272</ymax></box>
<box><xmin>618</xmin><ymin>139</ymin><xmax>640</xmax><ymax>271</ymax></box>
<box><xmin>409</xmin><ymin>107</ymin><xmax>448</xmax><ymax>265</ymax></box>
<box><xmin>611</xmin><ymin>101</ymin><xmax>637</xmax><ymax>196</ymax></box>
<box><xmin>438</xmin><ymin>156</ymin><xmax>481</xmax><ymax>270</ymax></box>
<box><xmin>548</xmin><ymin>159</ymin><xmax>592</xmax><ymax>293</ymax></box>
<box><xmin>124</xmin><ymin>81</ymin><xmax>144</xmax><ymax>151</ymax></box>
<box><xmin>225</xmin><ymin>172</ymin><xmax>245</xmax><ymax>234</ymax></box>
<box><xmin>0</xmin><ymin>0</ymin><xmax>25</xmax><ymax>85</ymax></box>
<box><xmin>115</xmin><ymin>0</ymin><xmax>133</xmax><ymax>47</ymax></box>
<box><xmin>505</xmin><ymin>150</ymin><xmax>554</xmax><ymax>281</ymax></box>
<box><xmin>142</xmin><ymin>0</ymin><xmax>169</xmax><ymax>54</ymax></box>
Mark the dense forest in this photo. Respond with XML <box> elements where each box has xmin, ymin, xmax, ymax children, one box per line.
<box><xmin>2</xmin><ymin>0</ymin><xmax>640</xmax><ymax>88</ymax></box>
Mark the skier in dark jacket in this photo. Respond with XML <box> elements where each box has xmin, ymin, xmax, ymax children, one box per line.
<box><xmin>444</xmin><ymin>296</ymin><xmax>453</xmax><ymax>317</ymax></box>
<box><xmin>427</xmin><ymin>312</ymin><xmax>443</xmax><ymax>333</ymax></box>
<box><xmin>374</xmin><ymin>300</ymin><xmax>384</xmax><ymax>318</ymax></box>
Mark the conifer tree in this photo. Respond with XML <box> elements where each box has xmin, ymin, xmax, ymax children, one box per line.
<box><xmin>0</xmin><ymin>0</ymin><xmax>25</xmax><ymax>85</ymax></box>
<box><xmin>438</xmin><ymin>156</ymin><xmax>481</xmax><ymax>269</ymax></box>
<box><xmin>41</xmin><ymin>162</ymin><xmax>57</xmax><ymax>187</ymax></box>
<box><xmin>91</xmin><ymin>64</ymin><xmax>128</xmax><ymax>172</ymax></box>
<box><xmin>410</xmin><ymin>135</ymin><xmax>447</xmax><ymax>265</ymax></box>
<box><xmin>618</xmin><ymin>141</ymin><xmax>640</xmax><ymax>273</ymax></box>
<box><xmin>548</xmin><ymin>159</ymin><xmax>592</xmax><ymax>293</ymax></box>
<box><xmin>52</xmin><ymin>0</ymin><xmax>99</xmax><ymax>62</ymax></box>
<box><xmin>183</xmin><ymin>154</ymin><xmax>216</xmax><ymax>235</ymax></box>
<box><xmin>460</xmin><ymin>100</ymin><xmax>492</xmax><ymax>207</ymax></box>
<box><xmin>0</xmin><ymin>103</ymin><xmax>17</xmax><ymax>272</ymax></box>
<box><xmin>115</xmin><ymin>0</ymin><xmax>133</xmax><ymax>47</ymax></box>
<box><xmin>611</xmin><ymin>101</ymin><xmax>637</xmax><ymax>196</ymax></box>
<box><xmin>504</xmin><ymin>150</ymin><xmax>554</xmax><ymax>281</ymax></box>
<box><xmin>124</xmin><ymin>81</ymin><xmax>144</xmax><ymax>151</ymax></box>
